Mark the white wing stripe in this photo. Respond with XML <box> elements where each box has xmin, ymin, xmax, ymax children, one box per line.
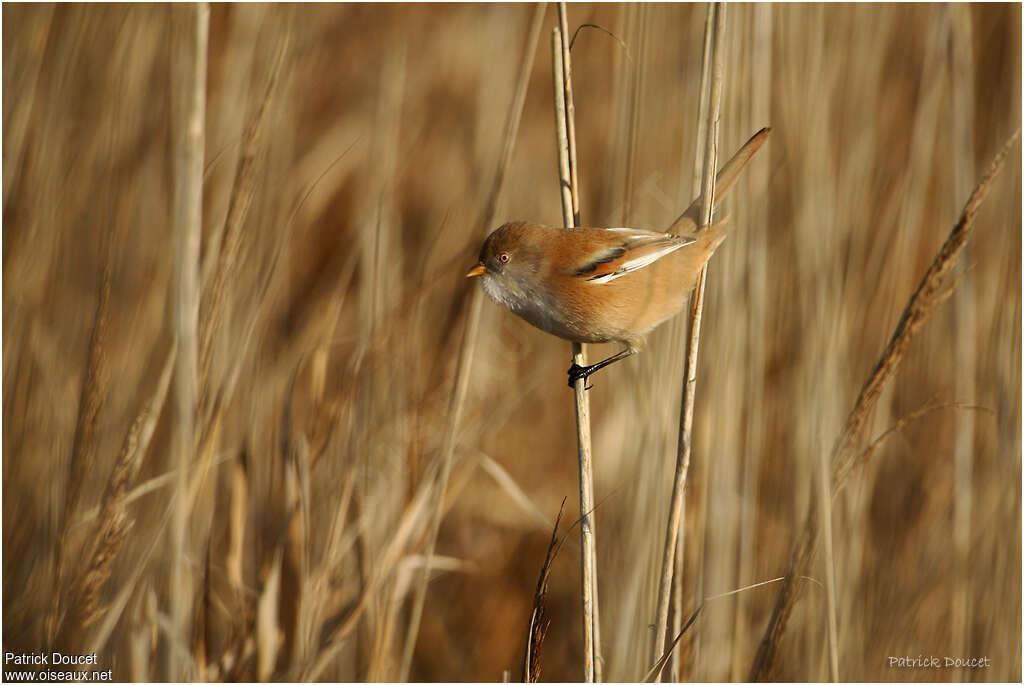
<box><xmin>586</xmin><ymin>241</ymin><xmax>688</xmax><ymax>284</ymax></box>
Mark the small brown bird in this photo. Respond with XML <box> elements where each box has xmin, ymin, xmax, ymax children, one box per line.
<box><xmin>467</xmin><ymin>128</ymin><xmax>770</xmax><ymax>386</ymax></box>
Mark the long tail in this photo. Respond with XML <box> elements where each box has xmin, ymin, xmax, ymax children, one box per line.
<box><xmin>667</xmin><ymin>127</ymin><xmax>771</xmax><ymax>235</ymax></box>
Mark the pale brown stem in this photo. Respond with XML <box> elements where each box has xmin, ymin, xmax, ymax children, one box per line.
<box><xmin>553</xmin><ymin>10</ymin><xmax>600</xmax><ymax>679</ymax></box>
<box><xmin>671</xmin><ymin>5</ymin><xmax>715</xmax><ymax>680</ymax></box>
<box><xmin>652</xmin><ymin>4</ymin><xmax>725</xmax><ymax>680</ymax></box>
<box><xmin>169</xmin><ymin>3</ymin><xmax>208</xmax><ymax>680</ymax></box>
<box><xmin>558</xmin><ymin>5</ymin><xmax>603</xmax><ymax>678</ymax></box>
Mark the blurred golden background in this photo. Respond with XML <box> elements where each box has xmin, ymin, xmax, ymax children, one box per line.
<box><xmin>3</xmin><ymin>2</ymin><xmax>1020</xmax><ymax>682</ymax></box>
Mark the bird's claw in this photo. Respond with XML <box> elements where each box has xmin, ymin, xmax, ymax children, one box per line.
<box><xmin>567</xmin><ymin>363</ymin><xmax>593</xmax><ymax>390</ymax></box>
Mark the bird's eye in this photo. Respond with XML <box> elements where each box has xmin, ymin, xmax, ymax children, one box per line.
<box><xmin>498</xmin><ymin>252</ymin><xmax>510</xmax><ymax>264</ymax></box>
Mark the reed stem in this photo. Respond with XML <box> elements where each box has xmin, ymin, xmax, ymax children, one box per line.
<box><xmin>552</xmin><ymin>8</ymin><xmax>601</xmax><ymax>678</ymax></box>
<box><xmin>652</xmin><ymin>3</ymin><xmax>725</xmax><ymax>678</ymax></box>
<box><xmin>169</xmin><ymin>2</ymin><xmax>208</xmax><ymax>680</ymax></box>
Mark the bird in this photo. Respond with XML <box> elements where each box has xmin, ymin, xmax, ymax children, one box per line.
<box><xmin>466</xmin><ymin>128</ymin><xmax>770</xmax><ymax>387</ymax></box>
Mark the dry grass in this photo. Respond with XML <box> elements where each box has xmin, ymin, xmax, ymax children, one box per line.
<box><xmin>523</xmin><ymin>498</ymin><xmax>567</xmax><ymax>683</ymax></box>
<box><xmin>3</xmin><ymin>3</ymin><xmax>1021</xmax><ymax>682</ymax></box>
<box><xmin>749</xmin><ymin>129</ymin><xmax>1020</xmax><ymax>682</ymax></box>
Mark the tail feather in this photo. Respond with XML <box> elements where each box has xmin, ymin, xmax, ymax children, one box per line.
<box><xmin>667</xmin><ymin>127</ymin><xmax>771</xmax><ymax>235</ymax></box>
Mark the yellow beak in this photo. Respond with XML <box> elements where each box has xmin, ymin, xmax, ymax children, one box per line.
<box><xmin>465</xmin><ymin>263</ymin><xmax>486</xmax><ymax>278</ymax></box>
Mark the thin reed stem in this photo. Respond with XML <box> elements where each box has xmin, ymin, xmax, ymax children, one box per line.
<box><xmin>169</xmin><ymin>3</ymin><xmax>208</xmax><ymax>680</ymax></box>
<box><xmin>552</xmin><ymin>9</ymin><xmax>600</xmax><ymax>678</ymax></box>
<box><xmin>559</xmin><ymin>3</ymin><xmax>581</xmax><ymax>228</ymax></box>
<box><xmin>671</xmin><ymin>5</ymin><xmax>714</xmax><ymax>680</ymax></box>
<box><xmin>652</xmin><ymin>3</ymin><xmax>725</xmax><ymax>678</ymax></box>
<box><xmin>558</xmin><ymin>4</ymin><xmax>603</xmax><ymax>675</ymax></box>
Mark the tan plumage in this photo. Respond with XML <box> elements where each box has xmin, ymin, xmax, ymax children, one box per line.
<box><xmin>466</xmin><ymin>127</ymin><xmax>769</xmax><ymax>385</ymax></box>
<box><xmin>472</xmin><ymin>221</ymin><xmax>725</xmax><ymax>351</ymax></box>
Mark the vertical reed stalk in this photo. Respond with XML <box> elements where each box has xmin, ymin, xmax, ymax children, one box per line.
<box><xmin>558</xmin><ymin>3</ymin><xmax>581</xmax><ymax>228</ymax></box>
<box><xmin>652</xmin><ymin>3</ymin><xmax>725</xmax><ymax>678</ymax></box>
<box><xmin>559</xmin><ymin>6</ymin><xmax>603</xmax><ymax>679</ymax></box>
<box><xmin>397</xmin><ymin>6</ymin><xmax>544</xmax><ymax>680</ymax></box>
<box><xmin>557</xmin><ymin>5</ymin><xmax>603</xmax><ymax>676</ymax></box>
<box><xmin>169</xmin><ymin>3</ymin><xmax>208</xmax><ymax>680</ymax></box>
<box><xmin>552</xmin><ymin>9</ymin><xmax>600</xmax><ymax>678</ymax></box>
<box><xmin>671</xmin><ymin>5</ymin><xmax>714</xmax><ymax>680</ymax></box>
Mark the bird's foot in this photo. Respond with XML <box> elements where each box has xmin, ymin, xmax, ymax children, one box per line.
<box><xmin>567</xmin><ymin>362</ymin><xmax>594</xmax><ymax>390</ymax></box>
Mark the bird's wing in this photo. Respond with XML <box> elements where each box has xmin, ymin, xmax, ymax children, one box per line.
<box><xmin>569</xmin><ymin>228</ymin><xmax>695</xmax><ymax>284</ymax></box>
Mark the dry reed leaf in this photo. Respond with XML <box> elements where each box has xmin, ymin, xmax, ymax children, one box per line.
<box><xmin>302</xmin><ymin>467</ymin><xmax>437</xmax><ymax>680</ymax></box>
<box><xmin>199</xmin><ymin>33</ymin><xmax>289</xmax><ymax>394</ymax></box>
<box><xmin>477</xmin><ymin>452</ymin><xmax>552</xmax><ymax>530</ymax></box>
<box><xmin>48</xmin><ymin>249</ymin><xmax>115</xmax><ymax>643</ymax></box>
<box><xmin>523</xmin><ymin>498</ymin><xmax>567</xmax><ymax>684</ymax></box>
<box><xmin>837</xmin><ymin>401</ymin><xmax>992</xmax><ymax>500</ymax></box>
<box><xmin>195</xmin><ymin>542</ymin><xmax>212</xmax><ymax>681</ymax></box>
<box><xmin>280</xmin><ymin>431</ymin><xmax>308</xmax><ymax>673</ymax></box>
<box><xmin>129</xmin><ymin>585</ymin><xmax>157</xmax><ymax>682</ymax></box>
<box><xmin>64</xmin><ymin>343</ymin><xmax>175</xmax><ymax>639</ymax></box>
<box><xmin>62</xmin><ymin>255</ymin><xmax>112</xmax><ymax>528</ymax></box>
<box><xmin>256</xmin><ymin>550</ymin><xmax>283</xmax><ymax>681</ymax></box>
<box><xmin>644</xmin><ymin>605</ymin><xmax>703</xmax><ymax>683</ymax></box>
<box><xmin>191</xmin><ymin>212</ymin><xmax>290</xmax><ymax>514</ymax></box>
<box><xmin>70</xmin><ymin>450</ymin><xmax>235</xmax><ymax>530</ymax></box>
<box><xmin>227</xmin><ymin>447</ymin><xmax>249</xmax><ymax>592</ymax></box>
